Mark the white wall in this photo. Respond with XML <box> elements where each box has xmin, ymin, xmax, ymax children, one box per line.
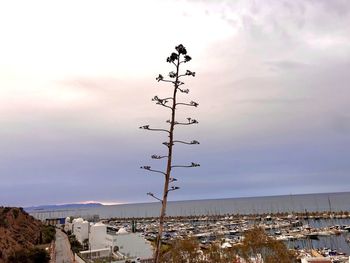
<box><xmin>80</xmin><ymin>248</ymin><xmax>111</xmax><ymax>259</ymax></box>
<box><xmin>115</xmin><ymin>233</ymin><xmax>153</xmax><ymax>259</ymax></box>
<box><xmin>72</xmin><ymin>218</ymin><xmax>89</xmax><ymax>244</ymax></box>
<box><xmin>105</xmin><ymin>233</ymin><xmax>118</xmax><ymax>250</ymax></box>
<box><xmin>88</xmin><ymin>223</ymin><xmax>153</xmax><ymax>260</ymax></box>
<box><xmin>89</xmin><ymin>223</ymin><xmax>107</xmax><ymax>250</ymax></box>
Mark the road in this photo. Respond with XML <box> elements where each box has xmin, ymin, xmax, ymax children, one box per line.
<box><xmin>54</xmin><ymin>229</ymin><xmax>74</xmax><ymax>263</ymax></box>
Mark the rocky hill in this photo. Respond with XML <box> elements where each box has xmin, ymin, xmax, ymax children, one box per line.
<box><xmin>0</xmin><ymin>207</ymin><xmax>43</xmax><ymax>262</ymax></box>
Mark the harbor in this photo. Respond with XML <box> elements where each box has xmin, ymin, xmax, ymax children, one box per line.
<box><xmin>28</xmin><ymin>192</ymin><xmax>350</xmax><ymax>262</ymax></box>
<box><xmin>102</xmin><ymin>212</ymin><xmax>350</xmax><ymax>262</ymax></box>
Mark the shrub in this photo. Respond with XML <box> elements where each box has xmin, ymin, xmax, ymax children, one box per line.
<box><xmin>8</xmin><ymin>248</ymin><xmax>50</xmax><ymax>263</ymax></box>
<box><xmin>235</xmin><ymin>227</ymin><xmax>298</xmax><ymax>263</ymax></box>
<box><xmin>12</xmin><ymin>209</ymin><xmax>19</xmax><ymax>219</ymax></box>
<box><xmin>41</xmin><ymin>225</ymin><xmax>56</xmax><ymax>244</ymax></box>
<box><xmin>161</xmin><ymin>227</ymin><xmax>298</xmax><ymax>263</ymax></box>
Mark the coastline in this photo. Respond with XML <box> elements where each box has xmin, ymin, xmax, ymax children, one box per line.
<box><xmin>27</xmin><ymin>191</ymin><xmax>350</xmax><ymax>220</ymax></box>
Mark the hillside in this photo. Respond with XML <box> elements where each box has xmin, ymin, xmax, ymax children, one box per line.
<box><xmin>0</xmin><ymin>207</ymin><xmax>46</xmax><ymax>262</ymax></box>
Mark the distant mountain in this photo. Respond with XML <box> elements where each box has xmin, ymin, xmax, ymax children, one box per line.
<box><xmin>24</xmin><ymin>202</ymin><xmax>103</xmax><ymax>212</ymax></box>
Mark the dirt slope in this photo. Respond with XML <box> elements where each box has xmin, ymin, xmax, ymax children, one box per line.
<box><xmin>0</xmin><ymin>207</ymin><xmax>42</xmax><ymax>262</ymax></box>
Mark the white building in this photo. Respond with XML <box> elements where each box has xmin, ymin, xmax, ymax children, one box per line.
<box><xmin>88</xmin><ymin>223</ymin><xmax>153</xmax><ymax>261</ymax></box>
<box><xmin>89</xmin><ymin>222</ymin><xmax>109</xmax><ymax>250</ymax></box>
<box><xmin>72</xmin><ymin>218</ymin><xmax>89</xmax><ymax>244</ymax></box>
<box><xmin>114</xmin><ymin>228</ymin><xmax>153</xmax><ymax>260</ymax></box>
<box><xmin>64</xmin><ymin>217</ymin><xmax>90</xmax><ymax>244</ymax></box>
<box><xmin>64</xmin><ymin>217</ymin><xmax>73</xmax><ymax>232</ymax></box>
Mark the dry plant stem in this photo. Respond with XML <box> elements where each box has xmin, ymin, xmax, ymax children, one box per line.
<box><xmin>154</xmin><ymin>52</ymin><xmax>180</xmax><ymax>263</ymax></box>
<box><xmin>142</xmin><ymin>45</ymin><xmax>199</xmax><ymax>263</ymax></box>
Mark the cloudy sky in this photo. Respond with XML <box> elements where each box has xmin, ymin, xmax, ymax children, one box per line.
<box><xmin>1</xmin><ymin>0</ymin><xmax>349</xmax><ymax>207</ymax></box>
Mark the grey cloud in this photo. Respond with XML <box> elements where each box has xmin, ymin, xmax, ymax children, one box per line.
<box><xmin>59</xmin><ymin>77</ymin><xmax>128</xmax><ymax>93</ymax></box>
<box><xmin>232</xmin><ymin>98</ymin><xmax>310</xmax><ymax>104</ymax></box>
<box><xmin>265</xmin><ymin>60</ymin><xmax>309</xmax><ymax>70</ymax></box>
<box><xmin>309</xmin><ymin>0</ymin><xmax>350</xmax><ymax>16</ymax></box>
<box><xmin>2</xmin><ymin>0</ymin><xmax>350</xmax><ymax>206</ymax></box>
<box><xmin>212</xmin><ymin>0</ymin><xmax>350</xmax><ymax>51</ymax></box>
<box><xmin>59</xmin><ymin>77</ymin><xmax>149</xmax><ymax>102</ymax></box>
<box><xmin>330</xmin><ymin>115</ymin><xmax>350</xmax><ymax>135</ymax></box>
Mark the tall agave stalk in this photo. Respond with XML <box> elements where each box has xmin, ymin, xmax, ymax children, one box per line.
<box><xmin>140</xmin><ymin>44</ymin><xmax>199</xmax><ymax>263</ymax></box>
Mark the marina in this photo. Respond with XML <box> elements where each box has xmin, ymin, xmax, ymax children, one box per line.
<box><xmin>103</xmin><ymin>213</ymin><xmax>350</xmax><ymax>262</ymax></box>
<box><xmin>28</xmin><ymin>192</ymin><xmax>350</xmax><ymax>262</ymax></box>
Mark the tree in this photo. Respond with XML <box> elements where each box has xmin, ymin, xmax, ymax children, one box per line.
<box><xmin>164</xmin><ymin>237</ymin><xmax>201</xmax><ymax>263</ymax></box>
<box><xmin>160</xmin><ymin>237</ymin><xmax>238</xmax><ymax>263</ymax></box>
<box><xmin>161</xmin><ymin>229</ymin><xmax>297</xmax><ymax>263</ymax></box>
<box><xmin>203</xmin><ymin>242</ymin><xmax>237</xmax><ymax>263</ymax></box>
<box><xmin>236</xmin><ymin>227</ymin><xmax>298</xmax><ymax>263</ymax></box>
<box><xmin>83</xmin><ymin>238</ymin><xmax>89</xmax><ymax>250</ymax></box>
<box><xmin>140</xmin><ymin>44</ymin><xmax>199</xmax><ymax>263</ymax></box>
<box><xmin>68</xmin><ymin>234</ymin><xmax>83</xmax><ymax>253</ymax></box>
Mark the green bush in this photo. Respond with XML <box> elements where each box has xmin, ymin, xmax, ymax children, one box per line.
<box><xmin>3</xmin><ymin>207</ymin><xmax>10</xmax><ymax>214</ymax></box>
<box><xmin>12</xmin><ymin>209</ymin><xmax>19</xmax><ymax>219</ymax></box>
<box><xmin>28</xmin><ymin>248</ymin><xmax>50</xmax><ymax>263</ymax></box>
<box><xmin>0</xmin><ymin>216</ymin><xmax>8</xmax><ymax>227</ymax></box>
<box><xmin>68</xmin><ymin>234</ymin><xmax>83</xmax><ymax>253</ymax></box>
<box><xmin>41</xmin><ymin>225</ymin><xmax>56</xmax><ymax>244</ymax></box>
<box><xmin>8</xmin><ymin>248</ymin><xmax>50</xmax><ymax>263</ymax></box>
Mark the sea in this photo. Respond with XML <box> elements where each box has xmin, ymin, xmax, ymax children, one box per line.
<box><xmin>27</xmin><ymin>191</ymin><xmax>350</xmax><ymax>220</ymax></box>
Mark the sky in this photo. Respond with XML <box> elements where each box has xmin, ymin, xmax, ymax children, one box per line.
<box><xmin>1</xmin><ymin>0</ymin><xmax>350</xmax><ymax>207</ymax></box>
